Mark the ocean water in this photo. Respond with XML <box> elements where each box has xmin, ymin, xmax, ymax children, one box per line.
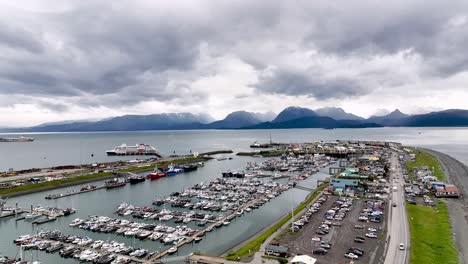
<box><xmin>1</xmin><ymin>127</ymin><xmax>468</xmax><ymax>263</ymax></box>
<box><xmin>1</xmin><ymin>127</ymin><xmax>468</xmax><ymax>171</ymax></box>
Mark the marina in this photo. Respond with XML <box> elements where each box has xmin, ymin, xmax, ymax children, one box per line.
<box><xmin>1</xmin><ymin>153</ymin><xmax>330</xmax><ymax>263</ymax></box>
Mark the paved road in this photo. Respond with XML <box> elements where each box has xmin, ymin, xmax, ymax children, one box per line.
<box><xmin>384</xmin><ymin>152</ymin><xmax>409</xmax><ymax>264</ymax></box>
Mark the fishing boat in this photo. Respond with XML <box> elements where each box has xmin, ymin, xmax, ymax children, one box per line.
<box><xmin>146</xmin><ymin>166</ymin><xmax>167</xmax><ymax>179</ymax></box>
<box><xmin>166</xmin><ymin>165</ymin><xmax>183</xmax><ymax>176</ymax></box>
<box><xmin>105</xmin><ymin>178</ymin><xmax>127</xmax><ymax>189</ymax></box>
<box><xmin>182</xmin><ymin>163</ymin><xmax>198</xmax><ymax>172</ymax></box>
<box><xmin>128</xmin><ymin>175</ymin><xmax>146</xmax><ymax>184</ymax></box>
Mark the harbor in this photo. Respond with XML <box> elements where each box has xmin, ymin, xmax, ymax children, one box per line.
<box><xmin>0</xmin><ymin>153</ymin><xmax>331</xmax><ymax>263</ymax></box>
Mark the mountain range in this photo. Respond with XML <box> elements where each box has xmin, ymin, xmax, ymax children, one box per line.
<box><xmin>2</xmin><ymin>107</ymin><xmax>468</xmax><ymax>132</ymax></box>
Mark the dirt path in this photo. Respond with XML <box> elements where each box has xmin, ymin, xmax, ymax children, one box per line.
<box><xmin>421</xmin><ymin>148</ymin><xmax>468</xmax><ymax>264</ymax></box>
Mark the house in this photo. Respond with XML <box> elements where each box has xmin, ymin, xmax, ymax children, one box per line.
<box><xmin>434</xmin><ymin>185</ymin><xmax>460</xmax><ymax>198</ymax></box>
<box><xmin>291</xmin><ymin>255</ymin><xmax>317</xmax><ymax>264</ymax></box>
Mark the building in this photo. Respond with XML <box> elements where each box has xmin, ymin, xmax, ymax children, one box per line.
<box><xmin>428</xmin><ymin>181</ymin><xmax>445</xmax><ymax>191</ymax></box>
<box><xmin>265</xmin><ymin>244</ymin><xmax>289</xmax><ymax>257</ymax></box>
<box><xmin>331</xmin><ymin>179</ymin><xmax>360</xmax><ymax>190</ymax></box>
<box><xmin>434</xmin><ymin>184</ymin><xmax>460</xmax><ymax>198</ymax></box>
<box><xmin>339</xmin><ymin>168</ymin><xmax>369</xmax><ymax>180</ymax></box>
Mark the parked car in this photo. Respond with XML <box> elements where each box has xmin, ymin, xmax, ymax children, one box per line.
<box><xmin>345</xmin><ymin>253</ymin><xmax>359</xmax><ymax>259</ymax></box>
<box><xmin>399</xmin><ymin>243</ymin><xmax>405</xmax><ymax>250</ymax></box>
<box><xmin>366</xmin><ymin>233</ymin><xmax>377</xmax><ymax>238</ymax></box>
<box><xmin>349</xmin><ymin>249</ymin><xmax>364</xmax><ymax>256</ymax></box>
<box><xmin>313</xmin><ymin>248</ymin><xmax>328</xmax><ymax>255</ymax></box>
<box><xmin>320</xmin><ymin>242</ymin><xmax>332</xmax><ymax>249</ymax></box>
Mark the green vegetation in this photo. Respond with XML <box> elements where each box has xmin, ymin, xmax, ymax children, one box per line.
<box><xmin>226</xmin><ymin>184</ymin><xmax>328</xmax><ymax>261</ymax></box>
<box><xmin>0</xmin><ymin>156</ymin><xmax>208</xmax><ymax>196</ymax></box>
<box><xmin>406</xmin><ymin>147</ymin><xmax>445</xmax><ymax>181</ymax></box>
<box><xmin>0</xmin><ymin>171</ymin><xmax>113</xmax><ymax>195</ymax></box>
<box><xmin>407</xmin><ymin>200</ymin><xmax>458</xmax><ymax>264</ymax></box>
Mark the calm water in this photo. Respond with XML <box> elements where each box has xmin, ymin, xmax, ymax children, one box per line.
<box><xmin>1</xmin><ymin>127</ymin><xmax>468</xmax><ymax>171</ymax></box>
<box><xmin>1</xmin><ymin>127</ymin><xmax>468</xmax><ymax>262</ymax></box>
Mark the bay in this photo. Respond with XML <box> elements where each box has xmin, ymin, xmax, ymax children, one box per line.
<box><xmin>1</xmin><ymin>127</ymin><xmax>468</xmax><ymax>171</ymax></box>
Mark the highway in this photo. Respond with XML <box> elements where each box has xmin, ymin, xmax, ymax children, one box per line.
<box><xmin>384</xmin><ymin>152</ymin><xmax>409</xmax><ymax>264</ymax></box>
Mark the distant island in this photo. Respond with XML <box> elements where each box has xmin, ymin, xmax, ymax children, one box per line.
<box><xmin>2</xmin><ymin>107</ymin><xmax>468</xmax><ymax>132</ymax></box>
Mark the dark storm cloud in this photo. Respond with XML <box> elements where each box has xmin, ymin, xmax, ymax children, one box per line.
<box><xmin>37</xmin><ymin>101</ymin><xmax>69</xmax><ymax>112</ymax></box>
<box><xmin>254</xmin><ymin>68</ymin><xmax>368</xmax><ymax>100</ymax></box>
<box><xmin>1</xmin><ymin>0</ymin><xmax>468</xmax><ymax>108</ymax></box>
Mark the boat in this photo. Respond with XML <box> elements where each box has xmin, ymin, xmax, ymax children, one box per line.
<box><xmin>250</xmin><ymin>141</ymin><xmax>270</xmax><ymax>148</ymax></box>
<box><xmin>33</xmin><ymin>216</ymin><xmax>57</xmax><ymax>225</ymax></box>
<box><xmin>106</xmin><ymin>143</ymin><xmax>162</xmax><ymax>156</ymax></box>
<box><xmin>0</xmin><ymin>136</ymin><xmax>34</xmax><ymax>142</ymax></box>
<box><xmin>166</xmin><ymin>165</ymin><xmax>183</xmax><ymax>176</ymax></box>
<box><xmin>69</xmin><ymin>218</ymin><xmax>84</xmax><ymax>227</ymax></box>
<box><xmin>105</xmin><ymin>178</ymin><xmax>127</xmax><ymax>189</ymax></box>
<box><xmin>194</xmin><ymin>236</ymin><xmax>202</xmax><ymax>243</ymax></box>
<box><xmin>167</xmin><ymin>246</ymin><xmax>178</xmax><ymax>254</ymax></box>
<box><xmin>128</xmin><ymin>175</ymin><xmax>146</xmax><ymax>184</ymax></box>
<box><xmin>146</xmin><ymin>167</ymin><xmax>166</xmax><ymax>180</ymax></box>
<box><xmin>182</xmin><ymin>164</ymin><xmax>198</xmax><ymax>172</ymax></box>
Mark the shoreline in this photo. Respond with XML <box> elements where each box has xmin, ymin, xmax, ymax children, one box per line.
<box><xmin>0</xmin><ymin>156</ymin><xmax>210</xmax><ymax>198</ymax></box>
<box><xmin>419</xmin><ymin>148</ymin><xmax>468</xmax><ymax>264</ymax></box>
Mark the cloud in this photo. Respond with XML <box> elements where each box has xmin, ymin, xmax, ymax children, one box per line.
<box><xmin>0</xmin><ymin>0</ymin><xmax>468</xmax><ymax>126</ymax></box>
<box><xmin>254</xmin><ymin>67</ymin><xmax>369</xmax><ymax>100</ymax></box>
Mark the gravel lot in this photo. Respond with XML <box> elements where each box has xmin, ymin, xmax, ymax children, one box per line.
<box><xmin>278</xmin><ymin>196</ymin><xmax>388</xmax><ymax>263</ymax></box>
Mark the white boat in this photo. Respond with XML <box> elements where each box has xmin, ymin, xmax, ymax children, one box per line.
<box><xmin>69</xmin><ymin>218</ymin><xmax>84</xmax><ymax>227</ymax></box>
<box><xmin>168</xmin><ymin>246</ymin><xmax>178</xmax><ymax>254</ymax></box>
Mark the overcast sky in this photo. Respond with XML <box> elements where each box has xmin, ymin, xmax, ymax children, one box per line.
<box><xmin>1</xmin><ymin>0</ymin><xmax>468</xmax><ymax>126</ymax></box>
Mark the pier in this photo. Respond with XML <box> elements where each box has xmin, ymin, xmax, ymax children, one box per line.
<box><xmin>144</xmin><ymin>185</ymin><xmax>288</xmax><ymax>262</ymax></box>
<box><xmin>44</xmin><ymin>172</ymin><xmax>140</xmax><ymax>200</ymax></box>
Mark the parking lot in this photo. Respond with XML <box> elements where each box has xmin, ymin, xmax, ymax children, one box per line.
<box><xmin>277</xmin><ymin>195</ymin><xmax>388</xmax><ymax>263</ymax></box>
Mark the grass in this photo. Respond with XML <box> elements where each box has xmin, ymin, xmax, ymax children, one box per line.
<box><xmin>0</xmin><ymin>156</ymin><xmax>208</xmax><ymax>196</ymax></box>
<box><xmin>405</xmin><ymin>147</ymin><xmax>445</xmax><ymax>181</ymax></box>
<box><xmin>0</xmin><ymin>171</ymin><xmax>113</xmax><ymax>195</ymax></box>
<box><xmin>225</xmin><ymin>183</ymin><xmax>328</xmax><ymax>261</ymax></box>
<box><xmin>407</xmin><ymin>200</ymin><xmax>458</xmax><ymax>264</ymax></box>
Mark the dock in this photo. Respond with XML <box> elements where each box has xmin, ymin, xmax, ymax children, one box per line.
<box><xmin>44</xmin><ymin>172</ymin><xmax>139</xmax><ymax>200</ymax></box>
<box><xmin>144</xmin><ymin>185</ymin><xmax>287</xmax><ymax>263</ymax></box>
<box><xmin>45</xmin><ymin>185</ymin><xmax>106</xmax><ymax>200</ymax></box>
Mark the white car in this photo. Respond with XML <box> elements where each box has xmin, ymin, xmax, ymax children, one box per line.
<box><xmin>399</xmin><ymin>243</ymin><xmax>405</xmax><ymax>250</ymax></box>
<box><xmin>366</xmin><ymin>233</ymin><xmax>377</xmax><ymax>238</ymax></box>
<box><xmin>345</xmin><ymin>252</ymin><xmax>359</xmax><ymax>259</ymax></box>
<box><xmin>311</xmin><ymin>237</ymin><xmax>321</xmax><ymax>242</ymax></box>
<box><xmin>368</xmin><ymin>228</ymin><xmax>377</xmax><ymax>232</ymax></box>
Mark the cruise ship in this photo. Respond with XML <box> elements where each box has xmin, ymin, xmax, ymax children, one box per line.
<box><xmin>106</xmin><ymin>143</ymin><xmax>163</xmax><ymax>157</ymax></box>
<box><xmin>0</xmin><ymin>136</ymin><xmax>34</xmax><ymax>142</ymax></box>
